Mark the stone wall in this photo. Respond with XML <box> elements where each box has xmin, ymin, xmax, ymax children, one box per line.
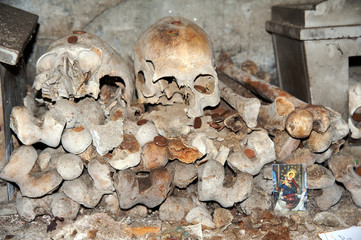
<box><xmin>4</xmin><ymin>0</ymin><xmax>311</xmax><ymax>84</ymax></box>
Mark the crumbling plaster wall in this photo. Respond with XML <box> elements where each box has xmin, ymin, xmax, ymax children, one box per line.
<box><xmin>3</xmin><ymin>0</ymin><xmax>311</xmax><ymax>85</ymax></box>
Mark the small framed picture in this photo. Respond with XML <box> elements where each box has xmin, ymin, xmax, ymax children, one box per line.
<box><xmin>272</xmin><ymin>164</ymin><xmax>307</xmax><ymax>212</ymax></box>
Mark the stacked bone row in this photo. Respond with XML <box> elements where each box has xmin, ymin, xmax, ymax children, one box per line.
<box><xmin>1</xmin><ymin>16</ymin><xmax>360</xmax><ymax>224</ymax></box>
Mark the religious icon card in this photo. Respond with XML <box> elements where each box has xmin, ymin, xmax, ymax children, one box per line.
<box><xmin>272</xmin><ymin>164</ymin><xmax>307</xmax><ymax>213</ymax></box>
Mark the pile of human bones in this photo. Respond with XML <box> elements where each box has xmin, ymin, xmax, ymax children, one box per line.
<box><xmin>1</xmin><ymin>16</ymin><xmax>361</xmax><ymax>228</ymax></box>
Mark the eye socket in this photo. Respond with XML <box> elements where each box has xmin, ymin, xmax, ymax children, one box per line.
<box><xmin>193</xmin><ymin>75</ymin><xmax>215</xmax><ymax>94</ymax></box>
<box><xmin>37</xmin><ymin>53</ymin><xmax>57</xmax><ymax>72</ymax></box>
<box><xmin>78</xmin><ymin>49</ymin><xmax>101</xmax><ymax>73</ymax></box>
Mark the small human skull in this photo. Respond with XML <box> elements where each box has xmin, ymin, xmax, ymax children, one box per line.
<box><xmin>134</xmin><ymin>16</ymin><xmax>220</xmax><ymax>118</ymax></box>
<box><xmin>34</xmin><ymin>31</ymin><xmax>134</xmax><ymax>106</ymax></box>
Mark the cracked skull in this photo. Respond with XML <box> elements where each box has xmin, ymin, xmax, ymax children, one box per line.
<box><xmin>34</xmin><ymin>31</ymin><xmax>134</xmax><ymax>106</ymax></box>
<box><xmin>134</xmin><ymin>16</ymin><xmax>220</xmax><ymax>118</ymax></box>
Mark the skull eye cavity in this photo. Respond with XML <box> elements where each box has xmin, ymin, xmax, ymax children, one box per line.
<box><xmin>37</xmin><ymin>53</ymin><xmax>57</xmax><ymax>73</ymax></box>
<box><xmin>193</xmin><ymin>74</ymin><xmax>215</xmax><ymax>95</ymax></box>
<box><xmin>78</xmin><ymin>49</ymin><xmax>101</xmax><ymax>73</ymax></box>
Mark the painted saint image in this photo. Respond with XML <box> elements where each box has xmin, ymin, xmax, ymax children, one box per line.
<box><xmin>272</xmin><ymin>164</ymin><xmax>307</xmax><ymax>212</ymax></box>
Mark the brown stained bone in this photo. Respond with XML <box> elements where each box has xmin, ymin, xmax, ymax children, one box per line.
<box><xmin>216</xmin><ymin>52</ymin><xmax>339</xmax><ymax>139</ymax></box>
<box><xmin>166</xmin><ymin>138</ymin><xmax>203</xmax><ymax>164</ymax></box>
<box><xmin>141</xmin><ymin>141</ymin><xmax>168</xmax><ymax>171</ymax></box>
<box><xmin>258</xmin><ymin>96</ymin><xmax>295</xmax><ymax>132</ymax></box>
<box><xmin>285</xmin><ymin>108</ymin><xmax>314</xmax><ymax>139</ymax></box>
<box><xmin>218</xmin><ymin>81</ymin><xmax>260</xmax><ymax>128</ymax></box>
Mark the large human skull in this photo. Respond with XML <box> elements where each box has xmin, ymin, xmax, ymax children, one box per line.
<box><xmin>34</xmin><ymin>31</ymin><xmax>134</xmax><ymax>106</ymax></box>
<box><xmin>134</xmin><ymin>16</ymin><xmax>220</xmax><ymax>118</ymax></box>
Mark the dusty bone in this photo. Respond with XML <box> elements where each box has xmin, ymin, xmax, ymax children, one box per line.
<box><xmin>61</xmin><ymin>169</ymin><xmax>107</xmax><ymax>208</ymax></box>
<box><xmin>185</xmin><ymin>206</ymin><xmax>215</xmax><ymax>229</ymax></box>
<box><xmin>16</xmin><ymin>192</ymin><xmax>79</xmax><ymax>222</ymax></box>
<box><xmin>328</xmin><ymin>154</ymin><xmax>361</xmax><ymax>207</ymax></box>
<box><xmin>139</xmin><ymin>141</ymin><xmax>168</xmax><ymax>171</ymax></box>
<box><xmin>303</xmin><ymin>108</ymin><xmax>349</xmax><ymax>153</ymax></box>
<box><xmin>285</xmin><ymin>108</ymin><xmax>314</xmax><ymax>139</ymax></box>
<box><xmin>61</xmin><ymin>125</ymin><xmax>92</xmax><ymax>154</ymax></box>
<box><xmin>219</xmin><ymin>81</ymin><xmax>260</xmax><ymax>128</ymax></box>
<box><xmin>197</xmin><ymin>160</ymin><xmax>253</xmax><ymax>207</ymax></box>
<box><xmin>315</xmin><ymin>183</ymin><xmax>343</xmax><ymax>211</ymax></box>
<box><xmin>134</xmin><ymin>16</ymin><xmax>220</xmax><ymax>118</ymax></box>
<box><xmin>123</xmin><ymin>119</ymin><xmax>159</xmax><ymax>147</ymax></box>
<box><xmin>217</xmin><ymin>53</ymin><xmax>346</xmax><ymax>138</ymax></box>
<box><xmin>166</xmin><ymin>160</ymin><xmax>197</xmax><ymax>188</ymax></box>
<box><xmin>281</xmin><ymin>147</ymin><xmax>319</xmax><ymax>167</ymax></box>
<box><xmin>159</xmin><ymin>196</ymin><xmax>196</xmax><ymax>222</ymax></box>
<box><xmin>87</xmin><ymin>158</ymin><xmax>114</xmax><ymax>192</ymax></box>
<box><xmin>144</xmin><ymin>104</ymin><xmax>191</xmax><ymax>138</ymax></box>
<box><xmin>10</xmin><ymin>106</ymin><xmax>66</xmax><ymax>147</ymax></box>
<box><xmin>34</xmin><ymin>32</ymin><xmax>134</xmax><ymax>105</ymax></box>
<box><xmin>227</xmin><ymin>130</ymin><xmax>276</xmax><ymax>175</ymax></box>
<box><xmin>56</xmin><ymin>153</ymin><xmax>84</xmax><ymax>180</ymax></box>
<box><xmin>307</xmin><ymin>164</ymin><xmax>335</xmax><ymax>190</ymax></box>
<box><xmin>107</xmin><ymin>134</ymin><xmax>141</xmax><ymax>171</ymax></box>
<box><xmin>0</xmin><ymin>145</ymin><xmax>63</xmax><ymax>198</ymax></box>
<box><xmin>52</xmin><ymin>99</ymin><xmax>81</xmax><ymax>128</ymax></box>
<box><xmin>89</xmin><ymin>118</ymin><xmax>124</xmax><ymax>156</ymax></box>
<box><xmin>77</xmin><ymin>98</ymin><xmax>105</xmax><ymax>126</ymax></box>
<box><xmin>166</xmin><ymin>137</ymin><xmax>203</xmax><ymax>164</ymax></box>
<box><xmin>258</xmin><ymin>97</ymin><xmax>294</xmax><ymax>132</ymax></box>
<box><xmin>274</xmin><ymin>131</ymin><xmax>300</xmax><ymax>162</ymax></box>
<box><xmin>114</xmin><ymin>168</ymin><xmax>172</xmax><ymax>209</ymax></box>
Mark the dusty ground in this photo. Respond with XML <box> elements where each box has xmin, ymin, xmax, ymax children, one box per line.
<box><xmin>0</xmin><ymin>187</ymin><xmax>360</xmax><ymax>240</ymax></box>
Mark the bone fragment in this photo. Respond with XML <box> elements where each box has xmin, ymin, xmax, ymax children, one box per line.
<box><xmin>166</xmin><ymin>160</ymin><xmax>197</xmax><ymax>188</ymax></box>
<box><xmin>87</xmin><ymin>158</ymin><xmax>114</xmax><ymax>192</ymax></box>
<box><xmin>258</xmin><ymin>97</ymin><xmax>294</xmax><ymax>132</ymax></box>
<box><xmin>167</xmin><ymin>137</ymin><xmax>203</xmax><ymax>164</ymax></box>
<box><xmin>16</xmin><ymin>192</ymin><xmax>79</xmax><ymax>222</ymax></box>
<box><xmin>227</xmin><ymin>130</ymin><xmax>276</xmax><ymax>175</ymax></box>
<box><xmin>114</xmin><ymin>168</ymin><xmax>172</xmax><ymax>209</ymax></box>
<box><xmin>185</xmin><ymin>206</ymin><xmax>215</xmax><ymax>229</ymax></box>
<box><xmin>107</xmin><ymin>134</ymin><xmax>141</xmax><ymax>171</ymax></box>
<box><xmin>217</xmin><ymin>53</ymin><xmax>346</xmax><ymax>139</ymax></box>
<box><xmin>328</xmin><ymin>154</ymin><xmax>361</xmax><ymax>207</ymax></box>
<box><xmin>61</xmin><ymin>125</ymin><xmax>92</xmax><ymax>154</ymax></box>
<box><xmin>285</xmin><ymin>108</ymin><xmax>314</xmax><ymax>139</ymax></box>
<box><xmin>53</xmin><ymin>99</ymin><xmax>81</xmax><ymax>128</ymax></box>
<box><xmin>159</xmin><ymin>196</ymin><xmax>196</xmax><ymax>222</ymax></box>
<box><xmin>0</xmin><ymin>146</ymin><xmax>63</xmax><ymax>198</ymax></box>
<box><xmin>10</xmin><ymin>106</ymin><xmax>66</xmax><ymax>147</ymax></box>
<box><xmin>219</xmin><ymin>81</ymin><xmax>260</xmax><ymax>128</ymax></box>
<box><xmin>89</xmin><ymin>119</ymin><xmax>124</xmax><ymax>156</ymax></box>
<box><xmin>56</xmin><ymin>153</ymin><xmax>84</xmax><ymax>181</ymax></box>
<box><xmin>197</xmin><ymin>160</ymin><xmax>252</xmax><ymax>207</ymax></box>
<box><xmin>62</xmin><ymin>170</ymin><xmax>107</xmax><ymax>208</ymax></box>
<box><xmin>140</xmin><ymin>141</ymin><xmax>168</xmax><ymax>171</ymax></box>
<box><xmin>315</xmin><ymin>183</ymin><xmax>343</xmax><ymax>211</ymax></box>
<box><xmin>274</xmin><ymin>131</ymin><xmax>300</xmax><ymax>162</ymax></box>
<box><xmin>307</xmin><ymin>164</ymin><xmax>335</xmax><ymax>190</ymax></box>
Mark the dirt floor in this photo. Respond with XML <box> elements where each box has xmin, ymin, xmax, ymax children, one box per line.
<box><xmin>0</xmin><ymin>187</ymin><xmax>360</xmax><ymax>240</ymax></box>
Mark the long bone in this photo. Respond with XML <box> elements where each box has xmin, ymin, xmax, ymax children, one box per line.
<box><xmin>217</xmin><ymin>52</ymin><xmax>348</xmax><ymax>142</ymax></box>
